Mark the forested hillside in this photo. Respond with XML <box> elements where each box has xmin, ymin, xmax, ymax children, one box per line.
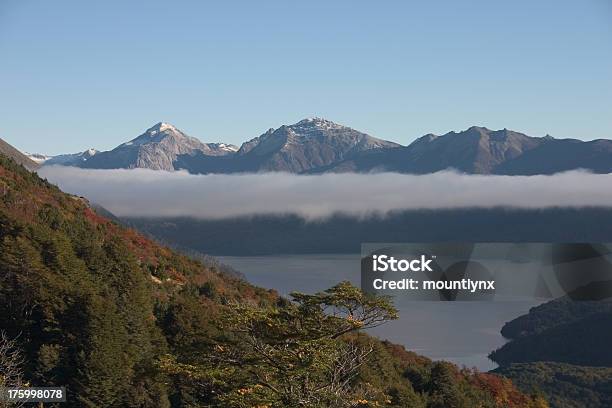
<box><xmin>492</xmin><ymin>296</ymin><xmax>612</xmax><ymax>407</ymax></box>
<box><xmin>0</xmin><ymin>153</ymin><xmax>545</xmax><ymax>407</ymax></box>
<box><xmin>491</xmin><ymin>312</ymin><xmax>612</xmax><ymax>367</ymax></box>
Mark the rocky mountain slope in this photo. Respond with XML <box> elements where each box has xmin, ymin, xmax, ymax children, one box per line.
<box><xmin>235</xmin><ymin>117</ymin><xmax>400</xmax><ymax>172</ymax></box>
<box><xmin>178</xmin><ymin>117</ymin><xmax>400</xmax><ymax>173</ymax></box>
<box><xmin>0</xmin><ymin>137</ymin><xmax>39</xmax><ymax>171</ymax></box>
<box><xmin>77</xmin><ymin>122</ymin><xmax>237</xmax><ymax>171</ymax></box>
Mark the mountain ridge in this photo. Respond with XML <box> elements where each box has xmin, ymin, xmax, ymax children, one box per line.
<box><xmin>318</xmin><ymin>125</ymin><xmax>612</xmax><ymax>175</ymax></box>
<box><xmin>23</xmin><ymin>119</ymin><xmax>612</xmax><ymax>175</ymax></box>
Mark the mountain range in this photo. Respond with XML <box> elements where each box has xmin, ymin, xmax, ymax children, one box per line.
<box><xmin>321</xmin><ymin>126</ymin><xmax>612</xmax><ymax>175</ymax></box>
<box><xmin>25</xmin><ymin>118</ymin><xmax>612</xmax><ymax>175</ymax></box>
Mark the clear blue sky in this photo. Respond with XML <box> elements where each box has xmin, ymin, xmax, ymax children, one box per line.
<box><xmin>1</xmin><ymin>0</ymin><xmax>611</xmax><ymax>155</ymax></box>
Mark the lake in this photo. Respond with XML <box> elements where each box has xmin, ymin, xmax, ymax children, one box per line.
<box><xmin>218</xmin><ymin>254</ymin><xmax>544</xmax><ymax>372</ymax></box>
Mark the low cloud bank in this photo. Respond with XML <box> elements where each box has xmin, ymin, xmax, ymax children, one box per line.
<box><xmin>38</xmin><ymin>166</ymin><xmax>612</xmax><ymax>219</ymax></box>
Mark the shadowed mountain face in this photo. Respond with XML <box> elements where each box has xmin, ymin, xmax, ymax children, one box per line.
<box><xmin>0</xmin><ymin>137</ymin><xmax>39</xmax><ymax>171</ymax></box>
<box><xmin>322</xmin><ymin>126</ymin><xmax>612</xmax><ymax>175</ymax></box>
<box><xmin>494</xmin><ymin>138</ymin><xmax>612</xmax><ymax>175</ymax></box>
<box><xmin>322</xmin><ymin>126</ymin><xmax>543</xmax><ymax>174</ymax></box>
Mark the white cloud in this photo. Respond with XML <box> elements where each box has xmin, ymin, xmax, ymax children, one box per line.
<box><xmin>38</xmin><ymin>166</ymin><xmax>612</xmax><ymax>219</ymax></box>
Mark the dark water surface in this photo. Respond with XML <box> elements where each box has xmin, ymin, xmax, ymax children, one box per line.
<box><xmin>218</xmin><ymin>254</ymin><xmax>543</xmax><ymax>371</ymax></box>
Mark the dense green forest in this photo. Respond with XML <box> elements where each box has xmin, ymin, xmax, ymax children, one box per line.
<box><xmin>492</xmin><ymin>296</ymin><xmax>612</xmax><ymax>408</ymax></box>
<box><xmin>0</xmin><ymin>153</ymin><xmax>547</xmax><ymax>407</ymax></box>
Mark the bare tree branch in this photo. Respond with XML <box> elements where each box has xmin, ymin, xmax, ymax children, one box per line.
<box><xmin>0</xmin><ymin>331</ymin><xmax>25</xmax><ymax>408</ymax></box>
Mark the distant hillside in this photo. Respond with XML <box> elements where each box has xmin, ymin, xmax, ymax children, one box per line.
<box><xmin>490</xmin><ymin>311</ymin><xmax>612</xmax><ymax>367</ymax></box>
<box><xmin>500</xmin><ymin>297</ymin><xmax>612</xmax><ymax>340</ymax></box>
<box><xmin>0</xmin><ymin>137</ymin><xmax>39</xmax><ymax>171</ymax></box>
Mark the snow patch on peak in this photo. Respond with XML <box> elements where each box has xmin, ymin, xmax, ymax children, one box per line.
<box><xmin>124</xmin><ymin>122</ymin><xmax>185</xmax><ymax>147</ymax></box>
<box><xmin>293</xmin><ymin>117</ymin><xmax>345</xmax><ymax>131</ymax></box>
<box><xmin>217</xmin><ymin>143</ymin><xmax>238</xmax><ymax>152</ymax></box>
<box><xmin>158</xmin><ymin>122</ymin><xmax>175</xmax><ymax>132</ymax></box>
<box><xmin>145</xmin><ymin>122</ymin><xmax>178</xmax><ymax>136</ymax></box>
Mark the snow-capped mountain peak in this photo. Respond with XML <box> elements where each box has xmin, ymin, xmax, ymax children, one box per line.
<box><xmin>121</xmin><ymin>122</ymin><xmax>186</xmax><ymax>147</ymax></box>
<box><xmin>58</xmin><ymin>122</ymin><xmax>240</xmax><ymax>171</ymax></box>
<box><xmin>294</xmin><ymin>117</ymin><xmax>346</xmax><ymax>131</ymax></box>
<box><xmin>158</xmin><ymin>122</ymin><xmax>175</xmax><ymax>132</ymax></box>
